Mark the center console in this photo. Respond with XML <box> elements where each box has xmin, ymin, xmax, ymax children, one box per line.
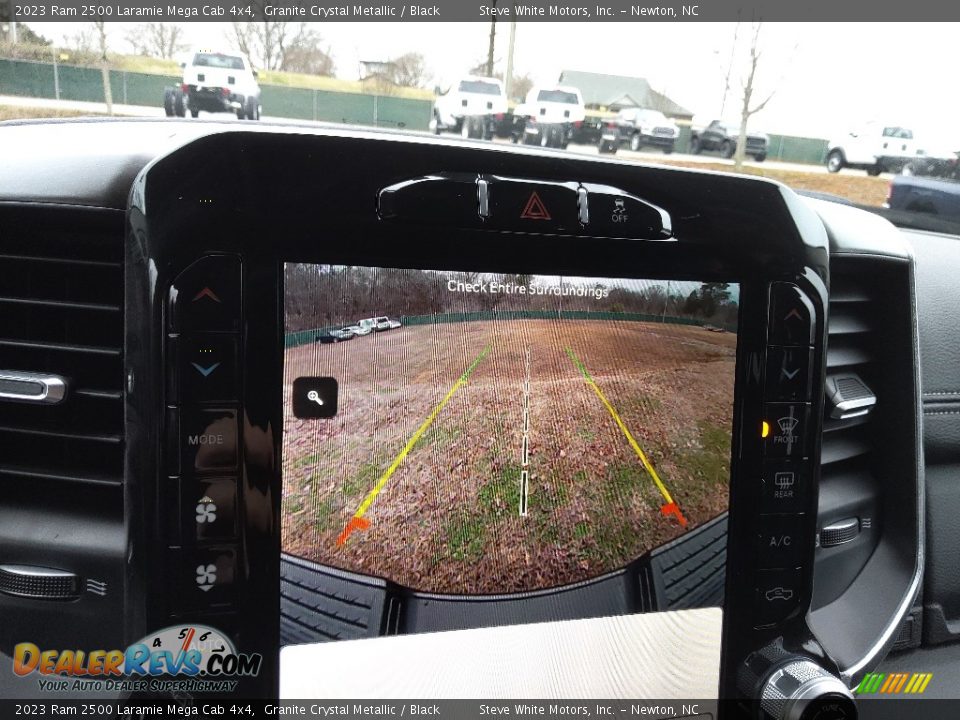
<box><xmin>123</xmin><ymin>127</ymin><xmax>847</xmax><ymax>716</ymax></box>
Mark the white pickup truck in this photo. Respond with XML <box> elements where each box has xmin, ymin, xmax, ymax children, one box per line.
<box><xmin>164</xmin><ymin>50</ymin><xmax>262</xmax><ymax>120</ymax></box>
<box><xmin>513</xmin><ymin>85</ymin><xmax>586</xmax><ymax>149</ymax></box>
<box><xmin>825</xmin><ymin>122</ymin><xmax>941</xmax><ymax>175</ymax></box>
<box><xmin>431</xmin><ymin>76</ymin><xmax>508</xmax><ymax>140</ymax></box>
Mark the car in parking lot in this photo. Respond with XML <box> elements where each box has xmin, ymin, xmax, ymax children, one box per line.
<box><xmin>827</xmin><ymin>123</ymin><xmax>916</xmax><ymax>175</ymax></box>
<box><xmin>431</xmin><ymin>76</ymin><xmax>508</xmax><ymax>140</ymax></box>
<box><xmin>690</xmin><ymin>119</ymin><xmax>768</xmax><ymax>161</ymax></box>
<box><xmin>358</xmin><ymin>316</ymin><xmax>401</xmax><ymax>333</ymax></box>
<box><xmin>513</xmin><ymin>85</ymin><xmax>586</xmax><ymax>149</ymax></box>
<box><xmin>885</xmin><ymin>173</ymin><xmax>960</xmax><ymax>221</ymax></box>
<box><xmin>164</xmin><ymin>50</ymin><xmax>262</xmax><ymax>120</ymax></box>
<box><xmin>316</xmin><ymin>328</ymin><xmax>355</xmax><ymax>343</ymax></box>
<box><xmin>901</xmin><ymin>149</ymin><xmax>960</xmax><ymax>179</ymax></box>
<box><xmin>614</xmin><ymin>108</ymin><xmax>680</xmax><ymax>153</ymax></box>
<box><xmin>344</xmin><ymin>323</ymin><xmax>372</xmax><ymax>337</ymax></box>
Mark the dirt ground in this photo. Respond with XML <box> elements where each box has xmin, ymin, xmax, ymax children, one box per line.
<box><xmin>282</xmin><ymin>319</ymin><xmax>735</xmax><ymax>594</ymax></box>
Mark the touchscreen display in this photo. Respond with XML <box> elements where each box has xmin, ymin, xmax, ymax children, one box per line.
<box><xmin>282</xmin><ymin>264</ymin><xmax>737</xmax><ymax>600</ymax></box>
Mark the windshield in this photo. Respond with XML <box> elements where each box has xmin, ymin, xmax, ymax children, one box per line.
<box><xmin>191</xmin><ymin>52</ymin><xmax>244</xmax><ymax>70</ymax></box>
<box><xmin>4</xmin><ymin>20</ymin><xmax>958</xmax><ymax>231</ymax></box>
<box><xmin>536</xmin><ymin>89</ymin><xmax>580</xmax><ymax>104</ymax></box>
<box><xmin>639</xmin><ymin>110</ymin><xmax>669</xmax><ymax>123</ymax></box>
<box><xmin>4</xmin><ymin>11</ymin><xmax>960</xmax><ymax>703</ymax></box>
<box><xmin>458</xmin><ymin>79</ymin><xmax>502</xmax><ymax>95</ymax></box>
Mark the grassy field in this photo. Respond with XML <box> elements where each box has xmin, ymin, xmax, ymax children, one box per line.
<box><xmin>0</xmin><ymin>106</ymin><xmax>108</xmax><ymax>121</ymax></box>
<box><xmin>651</xmin><ymin>159</ymin><xmax>890</xmax><ymax>206</ymax></box>
<box><xmin>282</xmin><ymin>319</ymin><xmax>735</xmax><ymax>594</ymax></box>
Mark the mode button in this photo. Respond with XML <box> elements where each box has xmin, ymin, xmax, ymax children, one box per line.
<box><xmin>170</xmin><ymin>408</ymin><xmax>239</xmax><ymax>475</ymax></box>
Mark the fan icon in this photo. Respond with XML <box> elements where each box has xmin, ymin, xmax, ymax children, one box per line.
<box><xmin>195</xmin><ymin>564</ymin><xmax>217</xmax><ymax>591</ymax></box>
<box><xmin>195</xmin><ymin>497</ymin><xmax>217</xmax><ymax>524</ymax></box>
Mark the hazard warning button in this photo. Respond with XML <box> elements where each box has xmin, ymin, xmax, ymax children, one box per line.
<box><xmin>486</xmin><ymin>178</ymin><xmax>580</xmax><ymax>232</ymax></box>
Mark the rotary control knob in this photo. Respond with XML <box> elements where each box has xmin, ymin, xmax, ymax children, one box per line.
<box><xmin>759</xmin><ymin>658</ymin><xmax>857</xmax><ymax>720</ymax></box>
<box><xmin>740</xmin><ymin>647</ymin><xmax>857</xmax><ymax>720</ymax></box>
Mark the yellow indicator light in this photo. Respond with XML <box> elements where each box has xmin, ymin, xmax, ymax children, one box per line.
<box><xmin>761</xmin><ymin>421</ymin><xmax>771</xmax><ymax>438</ymax></box>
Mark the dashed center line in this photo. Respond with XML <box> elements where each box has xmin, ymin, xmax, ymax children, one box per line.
<box><xmin>520</xmin><ymin>347</ymin><xmax>531</xmax><ymax>517</ymax></box>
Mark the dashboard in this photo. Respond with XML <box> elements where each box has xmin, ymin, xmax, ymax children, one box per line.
<box><xmin>0</xmin><ymin>118</ymin><xmax>949</xmax><ymax>719</ymax></box>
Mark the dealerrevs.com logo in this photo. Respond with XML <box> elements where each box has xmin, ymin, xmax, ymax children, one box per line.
<box><xmin>12</xmin><ymin>624</ymin><xmax>262</xmax><ymax>693</ymax></box>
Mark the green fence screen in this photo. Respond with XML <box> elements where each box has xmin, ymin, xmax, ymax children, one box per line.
<box><xmin>0</xmin><ymin>57</ymin><xmax>433</xmax><ymax>130</ymax></box>
<box><xmin>283</xmin><ymin>310</ymin><xmax>732</xmax><ymax>349</ymax></box>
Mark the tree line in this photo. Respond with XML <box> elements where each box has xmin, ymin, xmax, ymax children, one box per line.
<box><xmin>284</xmin><ymin>265</ymin><xmax>738</xmax><ymax>332</ymax></box>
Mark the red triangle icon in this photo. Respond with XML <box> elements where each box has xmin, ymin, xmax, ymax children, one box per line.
<box><xmin>520</xmin><ymin>191</ymin><xmax>552</xmax><ymax>220</ymax></box>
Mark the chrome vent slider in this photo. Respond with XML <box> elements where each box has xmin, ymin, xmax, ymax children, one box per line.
<box><xmin>820</xmin><ymin>518</ymin><xmax>861</xmax><ymax>548</ymax></box>
<box><xmin>826</xmin><ymin>373</ymin><xmax>875</xmax><ymax>420</ymax></box>
<box><xmin>0</xmin><ymin>370</ymin><xmax>68</xmax><ymax>405</ymax></box>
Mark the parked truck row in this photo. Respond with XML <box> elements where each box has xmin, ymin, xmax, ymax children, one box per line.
<box><xmin>161</xmin><ymin>58</ymin><xmax>959</xmax><ymax>181</ymax></box>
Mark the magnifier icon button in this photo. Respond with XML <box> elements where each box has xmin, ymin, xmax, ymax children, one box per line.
<box><xmin>293</xmin><ymin>377</ymin><xmax>338</xmax><ymax>418</ymax></box>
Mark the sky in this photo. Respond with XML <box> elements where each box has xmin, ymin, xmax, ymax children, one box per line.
<box><xmin>30</xmin><ymin>21</ymin><xmax>960</xmax><ymax>144</ymax></box>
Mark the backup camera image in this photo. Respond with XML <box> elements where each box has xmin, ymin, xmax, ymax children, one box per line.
<box><xmin>282</xmin><ymin>264</ymin><xmax>737</xmax><ymax>595</ymax></box>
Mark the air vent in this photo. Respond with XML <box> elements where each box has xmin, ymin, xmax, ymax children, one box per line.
<box><xmin>821</xmin><ymin>265</ymin><xmax>877</xmax><ymax>461</ymax></box>
<box><xmin>0</xmin><ymin>208</ymin><xmax>124</xmax><ymax>488</ymax></box>
<box><xmin>813</xmin><ymin>260</ymin><xmax>883</xmax><ymax>608</ymax></box>
<box><xmin>810</xmin><ymin>252</ymin><xmax>920</xmax><ymax>664</ymax></box>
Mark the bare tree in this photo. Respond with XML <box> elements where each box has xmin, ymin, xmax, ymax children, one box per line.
<box><xmin>718</xmin><ymin>19</ymin><xmax>740</xmax><ymax>118</ymax></box>
<box><xmin>230</xmin><ymin>18</ymin><xmax>334</xmax><ymax>75</ymax></box>
<box><xmin>510</xmin><ymin>72</ymin><xmax>533</xmax><ymax>101</ymax></box>
<box><xmin>388</xmin><ymin>52</ymin><xmax>429</xmax><ymax>88</ymax></box>
<box><xmin>280</xmin><ymin>25</ymin><xmax>335</xmax><ymax>75</ymax></box>
<box><xmin>65</xmin><ymin>26</ymin><xmax>97</xmax><ymax>55</ymax></box>
<box><xmin>126</xmin><ymin>22</ymin><xmax>187</xmax><ymax>60</ymax></box>
<box><xmin>734</xmin><ymin>22</ymin><xmax>775</xmax><ymax>170</ymax></box>
<box><xmin>94</xmin><ymin>22</ymin><xmax>113</xmax><ymax>116</ymax></box>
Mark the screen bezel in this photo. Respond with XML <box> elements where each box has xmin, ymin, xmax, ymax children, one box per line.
<box><xmin>126</xmin><ymin>128</ymin><xmax>831</xmax><ymax>702</ymax></box>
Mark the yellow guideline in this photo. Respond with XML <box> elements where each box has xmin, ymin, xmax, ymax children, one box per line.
<box><xmin>565</xmin><ymin>347</ymin><xmax>685</xmax><ymax>524</ymax></box>
<box><xmin>337</xmin><ymin>346</ymin><xmax>491</xmax><ymax>545</ymax></box>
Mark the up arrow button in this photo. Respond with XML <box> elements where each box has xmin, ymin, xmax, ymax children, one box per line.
<box><xmin>769</xmin><ymin>282</ymin><xmax>815</xmax><ymax>346</ymax></box>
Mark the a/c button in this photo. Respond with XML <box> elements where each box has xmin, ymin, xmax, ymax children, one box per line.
<box><xmin>177</xmin><ymin>408</ymin><xmax>238</xmax><ymax>474</ymax></box>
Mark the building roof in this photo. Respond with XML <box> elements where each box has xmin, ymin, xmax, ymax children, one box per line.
<box><xmin>557</xmin><ymin>70</ymin><xmax>694</xmax><ymax>119</ymax></box>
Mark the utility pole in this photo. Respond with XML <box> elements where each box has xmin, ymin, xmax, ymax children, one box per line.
<box><xmin>52</xmin><ymin>46</ymin><xmax>60</xmax><ymax>100</ymax></box>
<box><xmin>504</xmin><ymin>16</ymin><xmax>516</xmax><ymax>99</ymax></box>
<box><xmin>486</xmin><ymin>0</ymin><xmax>497</xmax><ymax>77</ymax></box>
<box><xmin>97</xmin><ymin>23</ymin><xmax>114</xmax><ymax>116</ymax></box>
